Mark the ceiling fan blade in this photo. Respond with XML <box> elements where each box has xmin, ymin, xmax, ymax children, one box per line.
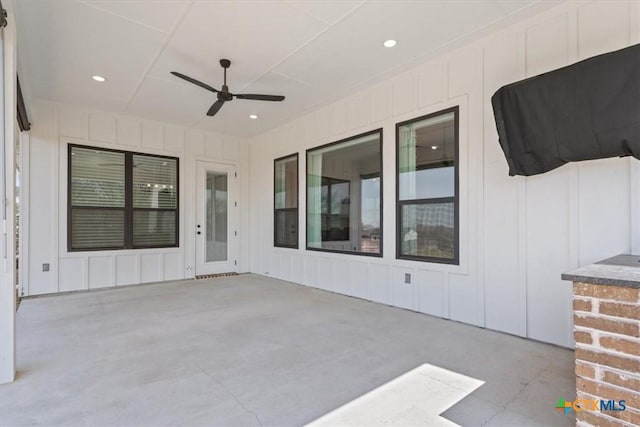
<box><xmin>170</xmin><ymin>72</ymin><xmax>219</xmax><ymax>93</ymax></box>
<box><xmin>235</xmin><ymin>94</ymin><xmax>285</xmax><ymax>102</ymax></box>
<box><xmin>207</xmin><ymin>100</ymin><xmax>225</xmax><ymax>116</ymax></box>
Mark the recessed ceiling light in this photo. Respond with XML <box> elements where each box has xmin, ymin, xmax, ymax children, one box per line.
<box><xmin>431</xmin><ymin>145</ymin><xmax>439</xmax><ymax>150</ymax></box>
<box><xmin>383</xmin><ymin>39</ymin><xmax>397</xmax><ymax>48</ymax></box>
<box><xmin>92</xmin><ymin>75</ymin><xmax>106</xmax><ymax>82</ymax></box>
<box><xmin>249</xmin><ymin>114</ymin><xmax>258</xmax><ymax>120</ymax></box>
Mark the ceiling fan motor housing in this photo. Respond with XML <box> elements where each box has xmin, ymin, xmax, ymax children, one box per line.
<box><xmin>218</xmin><ymin>89</ymin><xmax>233</xmax><ymax>101</ymax></box>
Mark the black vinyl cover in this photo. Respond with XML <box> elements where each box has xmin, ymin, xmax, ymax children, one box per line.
<box><xmin>491</xmin><ymin>43</ymin><xmax>640</xmax><ymax>176</ymax></box>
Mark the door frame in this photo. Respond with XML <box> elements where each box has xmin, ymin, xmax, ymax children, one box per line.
<box><xmin>194</xmin><ymin>160</ymin><xmax>238</xmax><ymax>276</ymax></box>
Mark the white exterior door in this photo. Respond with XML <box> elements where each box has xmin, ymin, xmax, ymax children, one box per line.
<box><xmin>195</xmin><ymin>161</ymin><xmax>238</xmax><ymax>276</ymax></box>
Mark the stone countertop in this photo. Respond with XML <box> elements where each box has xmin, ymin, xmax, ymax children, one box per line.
<box><xmin>561</xmin><ymin>254</ymin><xmax>640</xmax><ymax>288</ymax></box>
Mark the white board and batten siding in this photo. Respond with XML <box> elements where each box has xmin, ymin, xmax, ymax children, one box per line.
<box><xmin>248</xmin><ymin>0</ymin><xmax>640</xmax><ymax>347</ymax></box>
<box><xmin>25</xmin><ymin>99</ymin><xmax>250</xmax><ymax>296</ymax></box>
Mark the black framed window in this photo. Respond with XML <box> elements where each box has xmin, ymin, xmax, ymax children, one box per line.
<box><xmin>307</xmin><ymin>129</ymin><xmax>382</xmax><ymax>256</ymax></box>
<box><xmin>396</xmin><ymin>107</ymin><xmax>459</xmax><ymax>264</ymax></box>
<box><xmin>68</xmin><ymin>144</ymin><xmax>179</xmax><ymax>251</ymax></box>
<box><xmin>274</xmin><ymin>154</ymin><xmax>298</xmax><ymax>248</ymax></box>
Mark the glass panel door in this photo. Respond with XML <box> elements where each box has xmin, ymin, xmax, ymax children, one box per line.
<box><xmin>206</xmin><ymin>172</ymin><xmax>228</xmax><ymax>262</ymax></box>
<box><xmin>196</xmin><ymin>162</ymin><xmax>237</xmax><ymax>276</ymax></box>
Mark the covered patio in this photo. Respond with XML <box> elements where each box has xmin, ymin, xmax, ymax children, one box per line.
<box><xmin>1</xmin><ymin>275</ymin><xmax>575</xmax><ymax>426</ymax></box>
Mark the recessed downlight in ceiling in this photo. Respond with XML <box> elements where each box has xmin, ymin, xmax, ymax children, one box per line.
<box><xmin>92</xmin><ymin>75</ymin><xmax>106</xmax><ymax>82</ymax></box>
<box><xmin>249</xmin><ymin>114</ymin><xmax>258</xmax><ymax>120</ymax></box>
<box><xmin>431</xmin><ymin>146</ymin><xmax>438</xmax><ymax>150</ymax></box>
<box><xmin>383</xmin><ymin>39</ymin><xmax>397</xmax><ymax>48</ymax></box>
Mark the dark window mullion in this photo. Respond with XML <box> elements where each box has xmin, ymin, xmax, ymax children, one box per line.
<box><xmin>124</xmin><ymin>152</ymin><xmax>133</xmax><ymax>249</ymax></box>
<box><xmin>70</xmin><ymin>205</ymin><xmax>126</xmax><ymax>210</ymax></box>
<box><xmin>132</xmin><ymin>208</ymin><xmax>178</xmax><ymax>213</ymax></box>
<box><xmin>275</xmin><ymin>207</ymin><xmax>298</xmax><ymax>213</ymax></box>
<box><xmin>398</xmin><ymin>197</ymin><xmax>455</xmax><ymax>206</ymax></box>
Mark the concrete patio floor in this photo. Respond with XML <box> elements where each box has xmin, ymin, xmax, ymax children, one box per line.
<box><xmin>0</xmin><ymin>274</ymin><xmax>576</xmax><ymax>426</ymax></box>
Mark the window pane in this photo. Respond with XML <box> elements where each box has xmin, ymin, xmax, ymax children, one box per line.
<box><xmin>307</xmin><ymin>131</ymin><xmax>381</xmax><ymax>254</ymax></box>
<box><xmin>69</xmin><ymin>145</ymin><xmax>179</xmax><ymax>251</ymax></box>
<box><xmin>274</xmin><ymin>156</ymin><xmax>297</xmax><ymax>209</ymax></box>
<box><xmin>400</xmin><ymin>203</ymin><xmax>455</xmax><ymax>260</ymax></box>
<box><xmin>71</xmin><ymin>209</ymin><xmax>124</xmax><ymax>249</ymax></box>
<box><xmin>330</xmin><ymin>181</ymin><xmax>349</xmax><ymax>214</ymax></box>
<box><xmin>133</xmin><ymin>210</ymin><xmax>176</xmax><ymax>247</ymax></box>
<box><xmin>321</xmin><ymin>183</ymin><xmax>329</xmax><ymax>214</ymax></box>
<box><xmin>361</xmin><ymin>176</ymin><xmax>380</xmax><ymax>254</ymax></box>
<box><xmin>206</xmin><ymin>173</ymin><xmax>227</xmax><ymax>262</ymax></box>
<box><xmin>71</xmin><ymin>147</ymin><xmax>124</xmax><ymax>207</ymax></box>
<box><xmin>133</xmin><ymin>155</ymin><xmax>177</xmax><ymax>209</ymax></box>
<box><xmin>398</xmin><ymin>112</ymin><xmax>455</xmax><ymax>200</ymax></box>
<box><xmin>275</xmin><ymin>210</ymin><xmax>297</xmax><ymax>247</ymax></box>
<box><xmin>274</xmin><ymin>155</ymin><xmax>299</xmax><ymax>248</ymax></box>
<box><xmin>322</xmin><ymin>213</ymin><xmax>349</xmax><ymax>241</ymax></box>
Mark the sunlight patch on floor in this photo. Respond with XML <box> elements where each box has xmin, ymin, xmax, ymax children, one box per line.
<box><xmin>306</xmin><ymin>364</ymin><xmax>485</xmax><ymax>427</ymax></box>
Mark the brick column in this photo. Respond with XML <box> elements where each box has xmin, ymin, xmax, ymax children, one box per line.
<box><xmin>573</xmin><ymin>282</ymin><xmax>640</xmax><ymax>426</ymax></box>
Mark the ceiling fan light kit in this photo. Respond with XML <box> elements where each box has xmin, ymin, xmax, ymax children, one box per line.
<box><xmin>171</xmin><ymin>59</ymin><xmax>285</xmax><ymax>117</ymax></box>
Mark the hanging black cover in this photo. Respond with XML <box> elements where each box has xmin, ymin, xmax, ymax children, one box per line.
<box><xmin>491</xmin><ymin>43</ymin><xmax>640</xmax><ymax>176</ymax></box>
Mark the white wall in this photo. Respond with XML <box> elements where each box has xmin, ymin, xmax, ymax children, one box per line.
<box><xmin>247</xmin><ymin>0</ymin><xmax>640</xmax><ymax>347</ymax></box>
<box><xmin>23</xmin><ymin>99</ymin><xmax>250</xmax><ymax>296</ymax></box>
<box><xmin>0</xmin><ymin>4</ymin><xmax>18</xmax><ymax>384</ymax></box>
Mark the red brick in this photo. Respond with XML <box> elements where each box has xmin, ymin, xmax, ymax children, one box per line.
<box><xmin>574</xmin><ymin>282</ymin><xmax>640</xmax><ymax>303</ymax></box>
<box><xmin>600</xmin><ymin>336</ymin><xmax>640</xmax><ymax>357</ymax></box>
<box><xmin>578</xmin><ymin>391</ymin><xmax>640</xmax><ymax>425</ymax></box>
<box><xmin>573</xmin><ymin>298</ymin><xmax>593</xmax><ymax>312</ymax></box>
<box><xmin>574</xmin><ymin>314</ymin><xmax>639</xmax><ymax>337</ymax></box>
<box><xmin>576</xmin><ymin>362</ymin><xmax>596</xmax><ymax>379</ymax></box>
<box><xmin>575</xmin><ymin>330</ymin><xmax>593</xmax><ymax>344</ymax></box>
<box><xmin>601</xmin><ymin>406</ymin><xmax>640</xmax><ymax>426</ymax></box>
<box><xmin>575</xmin><ymin>348</ymin><xmax>640</xmax><ymax>373</ymax></box>
<box><xmin>577</xmin><ymin>377</ymin><xmax>640</xmax><ymax>410</ymax></box>
<box><xmin>577</xmin><ymin>377</ymin><xmax>600</xmax><ymax>396</ymax></box>
<box><xmin>602</xmin><ymin>369</ymin><xmax>640</xmax><ymax>392</ymax></box>
<box><xmin>577</xmin><ymin>409</ymin><xmax>623</xmax><ymax>427</ymax></box>
<box><xmin>599</xmin><ymin>301</ymin><xmax>640</xmax><ymax>321</ymax></box>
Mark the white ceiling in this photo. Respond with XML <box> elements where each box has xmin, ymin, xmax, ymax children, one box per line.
<box><xmin>15</xmin><ymin>0</ymin><xmax>563</xmax><ymax>138</ymax></box>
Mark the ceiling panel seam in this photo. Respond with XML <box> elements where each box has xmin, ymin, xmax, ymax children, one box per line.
<box><xmin>284</xmin><ymin>1</ymin><xmax>332</xmax><ymax>26</ymax></box>
<box><xmin>283</xmin><ymin>0</ymin><xmax>361</xmax><ymax>27</ymax></box>
<box><xmin>122</xmin><ymin>0</ymin><xmax>194</xmax><ymax>114</ymax></box>
<box><xmin>76</xmin><ymin>0</ymin><xmax>171</xmax><ymax>34</ymax></box>
<box><xmin>269</xmin><ymin>70</ymin><xmax>319</xmax><ymax>88</ymax></box>
<box><xmin>232</xmin><ymin>0</ymin><xmax>369</xmax><ymax>95</ymax></box>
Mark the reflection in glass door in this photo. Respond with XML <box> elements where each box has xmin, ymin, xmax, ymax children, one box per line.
<box><xmin>206</xmin><ymin>172</ymin><xmax>228</xmax><ymax>262</ymax></box>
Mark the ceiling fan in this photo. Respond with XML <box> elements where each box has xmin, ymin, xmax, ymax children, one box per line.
<box><xmin>171</xmin><ymin>59</ymin><xmax>285</xmax><ymax>117</ymax></box>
